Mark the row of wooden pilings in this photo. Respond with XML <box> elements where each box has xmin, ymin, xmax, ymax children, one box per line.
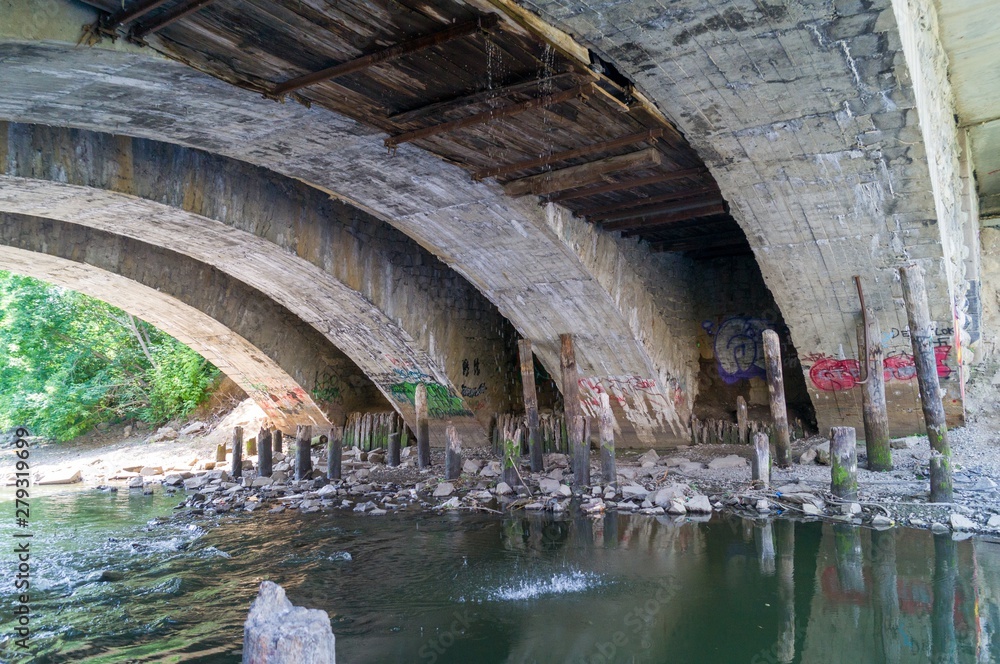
<box><xmin>749</xmin><ymin>265</ymin><xmax>952</xmax><ymax>503</ymax></box>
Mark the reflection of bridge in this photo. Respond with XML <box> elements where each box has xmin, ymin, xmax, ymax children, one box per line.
<box><xmin>1</xmin><ymin>0</ymin><xmax>995</xmax><ymax>443</ymax></box>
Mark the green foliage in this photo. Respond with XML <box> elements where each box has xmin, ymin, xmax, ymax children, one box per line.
<box><xmin>0</xmin><ymin>271</ymin><xmax>219</xmax><ymax>440</ymax></box>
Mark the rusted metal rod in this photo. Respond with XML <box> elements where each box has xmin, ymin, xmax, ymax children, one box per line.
<box><xmin>131</xmin><ymin>0</ymin><xmax>217</xmax><ymax>38</ymax></box>
<box><xmin>274</xmin><ymin>15</ymin><xmax>499</xmax><ymax>97</ymax></box>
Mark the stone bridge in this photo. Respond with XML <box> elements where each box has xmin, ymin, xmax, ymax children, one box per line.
<box><xmin>0</xmin><ymin>0</ymin><xmax>994</xmax><ymax>444</ymax></box>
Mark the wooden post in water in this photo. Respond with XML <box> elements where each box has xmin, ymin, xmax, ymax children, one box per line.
<box><xmin>503</xmin><ymin>428</ymin><xmax>522</xmax><ymax>487</ymax></box>
<box><xmin>258</xmin><ymin>426</ymin><xmax>273</xmax><ymax>477</ymax></box>
<box><xmin>518</xmin><ymin>339</ymin><xmax>543</xmax><ymax>472</ymax></box>
<box><xmin>775</xmin><ymin>520</ymin><xmax>796</xmax><ymax>664</ymax></box>
<box><xmin>899</xmin><ymin>265</ymin><xmax>953</xmax><ymax>502</ymax></box>
<box><xmin>762</xmin><ymin>329</ymin><xmax>791</xmax><ymax>467</ymax></box>
<box><xmin>752</xmin><ymin>431</ymin><xmax>770</xmax><ymax>488</ymax></box>
<box><xmin>415</xmin><ymin>383</ymin><xmax>430</xmax><ymax>469</ymax></box>
<box><xmin>231</xmin><ymin>426</ymin><xmax>243</xmax><ymax>479</ymax></box>
<box><xmin>295</xmin><ymin>424</ymin><xmax>313</xmax><ymax>481</ymax></box>
<box><xmin>830</xmin><ymin>426</ymin><xmax>858</xmax><ymax>501</ymax></box>
<box><xmin>857</xmin><ymin>314</ymin><xmax>892</xmax><ymax>471</ymax></box>
<box><xmin>560</xmin><ymin>334</ymin><xmax>589</xmax><ymax>487</ymax></box>
<box><xmin>445</xmin><ymin>424</ymin><xmax>462</xmax><ymax>480</ymax></box>
<box><xmin>871</xmin><ymin>528</ymin><xmax>901</xmax><ymax>663</ymax></box>
<box><xmin>272</xmin><ymin>429</ymin><xmax>282</xmax><ymax>454</ymax></box>
<box><xmin>736</xmin><ymin>395</ymin><xmax>748</xmax><ymax>445</ymax></box>
<box><xmin>598</xmin><ymin>393</ymin><xmax>616</xmax><ymax>485</ymax></box>
<box><xmin>328</xmin><ymin>427</ymin><xmax>342</xmax><ymax>481</ymax></box>
<box><xmin>387</xmin><ymin>431</ymin><xmax>401</xmax><ymax>468</ymax></box>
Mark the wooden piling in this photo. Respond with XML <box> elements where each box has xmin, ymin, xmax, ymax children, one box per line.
<box><xmin>258</xmin><ymin>426</ymin><xmax>273</xmax><ymax>477</ymax></box>
<box><xmin>598</xmin><ymin>393</ymin><xmax>616</xmax><ymax>485</ymax></box>
<box><xmin>752</xmin><ymin>431</ymin><xmax>770</xmax><ymax>488</ymax></box>
<box><xmin>503</xmin><ymin>428</ymin><xmax>522</xmax><ymax>487</ymax></box>
<box><xmin>518</xmin><ymin>339</ymin><xmax>543</xmax><ymax>472</ymax></box>
<box><xmin>857</xmin><ymin>314</ymin><xmax>892</xmax><ymax>471</ymax></box>
<box><xmin>736</xmin><ymin>395</ymin><xmax>748</xmax><ymax>445</ymax></box>
<box><xmin>387</xmin><ymin>431</ymin><xmax>401</xmax><ymax>467</ymax></box>
<box><xmin>215</xmin><ymin>443</ymin><xmax>226</xmax><ymax>463</ymax></box>
<box><xmin>246</xmin><ymin>436</ymin><xmax>257</xmax><ymax>457</ymax></box>
<box><xmin>445</xmin><ymin>424</ymin><xmax>462</xmax><ymax>480</ymax></box>
<box><xmin>327</xmin><ymin>428</ymin><xmax>342</xmax><ymax>481</ymax></box>
<box><xmin>762</xmin><ymin>329</ymin><xmax>791</xmax><ymax>467</ymax></box>
<box><xmin>830</xmin><ymin>426</ymin><xmax>858</xmax><ymax>501</ymax></box>
<box><xmin>571</xmin><ymin>414</ymin><xmax>589</xmax><ymax>487</ymax></box>
<box><xmin>272</xmin><ymin>429</ymin><xmax>282</xmax><ymax>454</ymax></box>
<box><xmin>231</xmin><ymin>426</ymin><xmax>243</xmax><ymax>479</ymax></box>
<box><xmin>415</xmin><ymin>383</ymin><xmax>430</xmax><ymax>469</ymax></box>
<box><xmin>899</xmin><ymin>265</ymin><xmax>952</xmax><ymax>502</ymax></box>
<box><xmin>560</xmin><ymin>334</ymin><xmax>588</xmax><ymax>486</ymax></box>
<box><xmin>295</xmin><ymin>424</ymin><xmax>313</xmax><ymax>481</ymax></box>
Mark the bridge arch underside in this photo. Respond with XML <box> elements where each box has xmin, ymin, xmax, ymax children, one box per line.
<box><xmin>0</xmin><ymin>212</ymin><xmax>395</xmax><ymax>431</ymax></box>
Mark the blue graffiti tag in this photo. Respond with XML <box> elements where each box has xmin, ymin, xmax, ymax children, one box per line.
<box><xmin>704</xmin><ymin>317</ymin><xmax>774</xmax><ymax>384</ymax></box>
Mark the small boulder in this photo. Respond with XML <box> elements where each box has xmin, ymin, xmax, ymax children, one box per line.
<box><xmin>637</xmin><ymin>449</ymin><xmax>659</xmax><ymax>465</ymax></box>
<box><xmin>179</xmin><ymin>421</ymin><xmax>206</xmax><ymax>436</ymax></box>
<box><xmin>686</xmin><ymin>495</ymin><xmax>713</xmax><ymax>513</ymax></box>
<box><xmin>872</xmin><ymin>515</ymin><xmax>894</xmax><ymax>529</ymax></box>
<box><xmin>494</xmin><ymin>482</ymin><xmax>514</xmax><ymax>495</ymax></box>
<box><xmin>678</xmin><ymin>462</ymin><xmax>705</xmax><ymax>473</ymax></box>
<box><xmin>37</xmin><ymin>469</ymin><xmax>83</xmax><ymax>486</ymax></box>
<box><xmin>538</xmin><ymin>478</ymin><xmax>561</xmax><ymax>494</ymax></box>
<box><xmin>139</xmin><ymin>466</ymin><xmax>164</xmax><ymax>477</ymax></box>
<box><xmin>621</xmin><ymin>484</ymin><xmax>649</xmax><ymax>500</ymax></box>
<box><xmin>950</xmin><ymin>514</ymin><xmax>975</xmax><ymax>531</ymax></box>
<box><xmin>148</xmin><ymin>427</ymin><xmax>178</xmax><ymax>443</ymax></box>
<box><xmin>438</xmin><ymin>497</ymin><xmax>461</xmax><ymax>510</ymax></box>
<box><xmin>162</xmin><ymin>474</ymin><xmax>185</xmax><ymax>487</ymax></box>
<box><xmin>127</xmin><ymin>476</ymin><xmax>144</xmax><ymax>489</ymax></box>
<box><xmin>802</xmin><ymin>503</ymin><xmax>822</xmax><ymax>516</ymax></box>
<box><xmin>756</xmin><ymin>499</ymin><xmax>770</xmax><ymax>513</ymax></box>
<box><xmin>651</xmin><ymin>485</ymin><xmax>687</xmax><ymax>507</ymax></box>
<box><xmin>252</xmin><ymin>477</ymin><xmax>274</xmax><ymax>487</ymax></box>
<box><xmin>463</xmin><ymin>459</ymin><xmax>483</xmax><ymax>475</ymax></box>
<box><xmin>479</xmin><ymin>461</ymin><xmax>502</xmax><ymax>478</ymax></box>
<box><xmin>707</xmin><ymin>455</ymin><xmax>747</xmax><ymax>470</ymax></box>
<box><xmin>890</xmin><ymin>436</ymin><xmax>920</xmax><ymax>450</ymax></box>
<box><xmin>432</xmin><ymin>482</ymin><xmax>455</xmax><ymax>498</ymax></box>
<box><xmin>814</xmin><ymin>442</ymin><xmax>831</xmax><ymax>465</ymax></box>
<box><xmin>666</xmin><ymin>499</ymin><xmax>686</xmax><ymax>515</ymax></box>
<box><xmin>988</xmin><ymin>515</ymin><xmax>1000</xmax><ymax>529</ymax></box>
<box><xmin>799</xmin><ymin>448</ymin><xmax>818</xmax><ymax>465</ymax></box>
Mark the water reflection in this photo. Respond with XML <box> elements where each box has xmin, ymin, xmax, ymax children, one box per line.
<box><xmin>1</xmin><ymin>488</ymin><xmax>999</xmax><ymax>663</ymax></box>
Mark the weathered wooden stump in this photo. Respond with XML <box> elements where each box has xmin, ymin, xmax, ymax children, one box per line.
<box><xmin>762</xmin><ymin>329</ymin><xmax>791</xmax><ymax>467</ymax></box>
<box><xmin>598</xmin><ymin>393</ymin><xmax>616</xmax><ymax>485</ymax></box>
<box><xmin>752</xmin><ymin>431</ymin><xmax>770</xmax><ymax>488</ymax></box>
<box><xmin>830</xmin><ymin>426</ymin><xmax>858</xmax><ymax>501</ymax></box>
<box><xmin>387</xmin><ymin>431</ymin><xmax>400</xmax><ymax>468</ymax></box>
<box><xmin>258</xmin><ymin>427</ymin><xmax>273</xmax><ymax>477</ymax></box>
<box><xmin>445</xmin><ymin>424</ymin><xmax>462</xmax><ymax>480</ymax></box>
<box><xmin>502</xmin><ymin>428</ymin><xmax>523</xmax><ymax>487</ymax></box>
<box><xmin>246</xmin><ymin>436</ymin><xmax>257</xmax><ymax>457</ymax></box>
<box><xmin>273</xmin><ymin>429</ymin><xmax>283</xmax><ymax>454</ymax></box>
<box><xmin>415</xmin><ymin>383</ymin><xmax>430</xmax><ymax>469</ymax></box>
<box><xmin>215</xmin><ymin>443</ymin><xmax>226</xmax><ymax>463</ymax></box>
<box><xmin>231</xmin><ymin>426</ymin><xmax>243</xmax><ymax>479</ymax></box>
<box><xmin>295</xmin><ymin>425</ymin><xmax>313</xmax><ymax>481</ymax></box>
<box><xmin>518</xmin><ymin>339</ymin><xmax>543</xmax><ymax>473</ymax></box>
<box><xmin>560</xmin><ymin>334</ymin><xmax>589</xmax><ymax>487</ymax></box>
<box><xmin>328</xmin><ymin>428</ymin><xmax>342</xmax><ymax>481</ymax></box>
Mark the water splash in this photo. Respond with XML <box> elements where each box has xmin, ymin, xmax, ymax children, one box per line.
<box><xmin>478</xmin><ymin>570</ymin><xmax>602</xmax><ymax>602</ymax></box>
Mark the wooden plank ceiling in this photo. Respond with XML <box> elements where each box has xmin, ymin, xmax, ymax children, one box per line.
<box><xmin>82</xmin><ymin>0</ymin><xmax>750</xmax><ymax>258</ymax></box>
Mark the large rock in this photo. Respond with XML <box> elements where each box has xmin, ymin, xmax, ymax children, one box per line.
<box><xmin>140</xmin><ymin>466</ymin><xmax>164</xmax><ymax>476</ymax></box>
<box><xmin>989</xmin><ymin>515</ymin><xmax>1000</xmax><ymax>529</ymax></box>
<box><xmin>147</xmin><ymin>427</ymin><xmax>178</xmax><ymax>443</ymax></box>
<box><xmin>243</xmin><ymin>581</ymin><xmax>335</xmax><ymax>664</ymax></box>
<box><xmin>432</xmin><ymin>482</ymin><xmax>454</xmax><ymax>497</ymax></box>
<box><xmin>637</xmin><ymin>449</ymin><xmax>659</xmax><ymax>465</ymax></box>
<box><xmin>707</xmin><ymin>455</ymin><xmax>747</xmax><ymax>470</ymax></box>
<box><xmin>814</xmin><ymin>442</ymin><xmax>831</xmax><ymax>465</ymax></box>
<box><xmin>686</xmin><ymin>495</ymin><xmax>713</xmax><ymax>513</ymax></box>
<box><xmin>651</xmin><ymin>485</ymin><xmax>687</xmax><ymax>507</ymax></box>
<box><xmin>538</xmin><ymin>478</ymin><xmax>561</xmax><ymax>494</ymax></box>
<box><xmin>180</xmin><ymin>421</ymin><xmax>206</xmax><ymax>436</ymax></box>
<box><xmin>37</xmin><ymin>469</ymin><xmax>82</xmax><ymax>485</ymax></box>
<box><xmin>621</xmin><ymin>484</ymin><xmax>649</xmax><ymax>500</ymax></box>
<box><xmin>950</xmin><ymin>514</ymin><xmax>976</xmax><ymax>531</ymax></box>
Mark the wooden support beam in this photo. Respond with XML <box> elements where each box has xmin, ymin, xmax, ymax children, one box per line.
<box><xmin>620</xmin><ymin>213</ymin><xmax>730</xmax><ymax>238</ymax></box>
<box><xmin>589</xmin><ymin>195</ymin><xmax>724</xmax><ymax>224</ymax></box>
<box><xmin>503</xmin><ymin>147</ymin><xmax>662</xmax><ymax>197</ymax></box>
<box><xmin>472</xmin><ymin>128</ymin><xmax>663</xmax><ymax>181</ymax></box>
<box><xmin>544</xmin><ymin>167</ymin><xmax>706</xmax><ymax>203</ymax></box>
<box><xmin>648</xmin><ymin>229</ymin><xmax>745</xmax><ymax>252</ymax></box>
<box><xmin>598</xmin><ymin>393</ymin><xmax>616</xmax><ymax>485</ymax></box>
<box><xmin>101</xmin><ymin>0</ymin><xmax>172</xmax><ymax>29</ymax></box>
<box><xmin>131</xmin><ymin>0</ymin><xmax>217</xmax><ymax>38</ymax></box>
<box><xmin>857</xmin><ymin>312</ymin><xmax>892</xmax><ymax>471</ymax></box>
<box><xmin>387</xmin><ymin>431</ymin><xmax>400</xmax><ymax>468</ymax></box>
<box><xmin>580</xmin><ymin>186</ymin><xmax>715</xmax><ymax>218</ymax></box>
<box><xmin>899</xmin><ymin>264</ymin><xmax>952</xmax><ymax>502</ymax></box>
<box><xmin>385</xmin><ymin>83</ymin><xmax>592</xmax><ymax>148</ymax></box>
<box><xmin>231</xmin><ymin>426</ymin><xmax>243</xmax><ymax>479</ymax></box>
<box><xmin>517</xmin><ymin>339</ymin><xmax>543</xmax><ymax>473</ymax></box>
<box><xmin>752</xmin><ymin>431</ymin><xmax>770</xmax><ymax>488</ymax></box>
<box><xmin>415</xmin><ymin>383</ymin><xmax>430</xmax><ymax>469</ymax></box>
<box><xmin>737</xmin><ymin>396</ymin><xmax>748</xmax><ymax>445</ymax></box>
<box><xmin>295</xmin><ymin>424</ymin><xmax>313</xmax><ymax>481</ymax></box>
<box><xmin>329</xmin><ymin>427</ymin><xmax>343</xmax><ymax>480</ymax></box>
<box><xmin>605</xmin><ymin>203</ymin><xmax>726</xmax><ymax>233</ymax></box>
<box><xmin>762</xmin><ymin>330</ymin><xmax>791</xmax><ymax>468</ymax></box>
<box><xmin>389</xmin><ymin>71</ymin><xmax>577</xmax><ymax>125</ymax></box>
<box><xmin>272</xmin><ymin>429</ymin><xmax>282</xmax><ymax>454</ymax></box>
<box><xmin>258</xmin><ymin>426</ymin><xmax>273</xmax><ymax>478</ymax></box>
<box><xmin>560</xmin><ymin>334</ymin><xmax>588</xmax><ymax>487</ymax></box>
<box><xmin>273</xmin><ymin>15</ymin><xmax>500</xmax><ymax>97</ymax></box>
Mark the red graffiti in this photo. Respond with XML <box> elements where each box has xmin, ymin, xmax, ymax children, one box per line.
<box><xmin>809</xmin><ymin>345</ymin><xmax>952</xmax><ymax>392</ymax></box>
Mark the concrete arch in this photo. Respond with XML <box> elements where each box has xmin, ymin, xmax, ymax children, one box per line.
<box><xmin>0</xmin><ymin>212</ymin><xmax>394</xmax><ymax>431</ymax></box>
<box><xmin>0</xmin><ymin>37</ymin><xmax>700</xmax><ymax>445</ymax></box>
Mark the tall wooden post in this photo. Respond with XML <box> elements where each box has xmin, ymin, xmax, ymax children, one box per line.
<box><xmin>328</xmin><ymin>427</ymin><xmax>342</xmax><ymax>480</ymax></box>
<box><xmin>258</xmin><ymin>426</ymin><xmax>273</xmax><ymax>477</ymax></box>
<box><xmin>857</xmin><ymin>314</ymin><xmax>892</xmax><ymax>471</ymax></box>
<box><xmin>830</xmin><ymin>426</ymin><xmax>858</xmax><ymax>501</ymax></box>
<box><xmin>762</xmin><ymin>329</ymin><xmax>791</xmax><ymax>467</ymax></box>
<box><xmin>387</xmin><ymin>431</ymin><xmax>400</xmax><ymax>468</ymax></box>
<box><xmin>598</xmin><ymin>393</ymin><xmax>616</xmax><ymax>485</ymax></box>
<box><xmin>518</xmin><ymin>339</ymin><xmax>543</xmax><ymax>472</ymax></box>
<box><xmin>415</xmin><ymin>383</ymin><xmax>430</xmax><ymax>469</ymax></box>
<box><xmin>445</xmin><ymin>424</ymin><xmax>462</xmax><ymax>480</ymax></box>
<box><xmin>295</xmin><ymin>424</ymin><xmax>313</xmax><ymax>481</ymax></box>
<box><xmin>736</xmin><ymin>395</ymin><xmax>748</xmax><ymax>445</ymax></box>
<box><xmin>899</xmin><ymin>265</ymin><xmax>953</xmax><ymax>502</ymax></box>
<box><xmin>272</xmin><ymin>429</ymin><xmax>282</xmax><ymax>454</ymax></box>
<box><xmin>752</xmin><ymin>431</ymin><xmax>770</xmax><ymax>488</ymax></box>
<box><xmin>560</xmin><ymin>333</ymin><xmax>588</xmax><ymax>487</ymax></box>
<box><xmin>231</xmin><ymin>426</ymin><xmax>243</xmax><ymax>479</ymax></box>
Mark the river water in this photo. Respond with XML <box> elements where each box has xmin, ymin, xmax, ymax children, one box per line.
<box><xmin>1</xmin><ymin>487</ymin><xmax>999</xmax><ymax>663</ymax></box>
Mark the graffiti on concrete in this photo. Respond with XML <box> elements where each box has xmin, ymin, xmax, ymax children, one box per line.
<box><xmin>312</xmin><ymin>366</ymin><xmax>344</xmax><ymax>403</ymax></box>
<box><xmin>461</xmin><ymin>382</ymin><xmax>488</xmax><ymax>398</ymax></box>
<box><xmin>575</xmin><ymin>374</ymin><xmax>686</xmax><ymax>441</ymax></box>
<box><xmin>702</xmin><ymin>317</ymin><xmax>774</xmax><ymax>384</ymax></box>
<box><xmin>389</xmin><ymin>381</ymin><xmax>472</xmax><ymax>418</ymax></box>
<box><xmin>805</xmin><ymin>344</ymin><xmax>952</xmax><ymax>392</ymax></box>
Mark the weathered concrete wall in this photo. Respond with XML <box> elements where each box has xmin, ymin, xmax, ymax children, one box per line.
<box><xmin>521</xmin><ymin>0</ymin><xmax>968</xmax><ymax>433</ymax></box>
<box><xmin>0</xmin><ymin>121</ymin><xmax>514</xmax><ymax>444</ymax></box>
<box><xmin>0</xmin><ymin>36</ymin><xmax>698</xmax><ymax>445</ymax></box>
<box><xmin>0</xmin><ymin>212</ymin><xmax>393</xmax><ymax>430</ymax></box>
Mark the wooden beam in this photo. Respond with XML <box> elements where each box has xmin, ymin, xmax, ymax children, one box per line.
<box><xmin>472</xmin><ymin>129</ymin><xmax>663</xmax><ymax>181</ymax></box>
<box><xmin>388</xmin><ymin>71</ymin><xmax>578</xmax><ymax>125</ymax></box>
<box><xmin>591</xmin><ymin>195</ymin><xmax>725</xmax><ymax>224</ymax></box>
<box><xmin>503</xmin><ymin>147</ymin><xmax>662</xmax><ymax>197</ymax></box>
<box><xmin>385</xmin><ymin>83</ymin><xmax>592</xmax><ymax>148</ymax></box>
<box><xmin>476</xmin><ymin>0</ymin><xmax>590</xmax><ymax>67</ymax></box>
<box><xmin>602</xmin><ymin>202</ymin><xmax>725</xmax><ymax>232</ymax></box>
<box><xmin>545</xmin><ymin>167</ymin><xmax>707</xmax><ymax>203</ymax></box>
<box><xmin>620</xmin><ymin>213</ymin><xmax>730</xmax><ymax>237</ymax></box>
<box><xmin>130</xmin><ymin>0</ymin><xmax>217</xmax><ymax>38</ymax></box>
<box><xmin>272</xmin><ymin>15</ymin><xmax>500</xmax><ymax>97</ymax></box>
<box><xmin>650</xmin><ymin>230</ymin><xmax>746</xmax><ymax>252</ymax></box>
<box><xmin>580</xmin><ymin>186</ymin><xmax>716</xmax><ymax>218</ymax></box>
<box><xmin>101</xmin><ymin>0</ymin><xmax>172</xmax><ymax>29</ymax></box>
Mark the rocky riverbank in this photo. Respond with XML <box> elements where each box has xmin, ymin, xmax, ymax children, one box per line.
<box><xmin>5</xmin><ymin>399</ymin><xmax>1000</xmax><ymax>539</ymax></box>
